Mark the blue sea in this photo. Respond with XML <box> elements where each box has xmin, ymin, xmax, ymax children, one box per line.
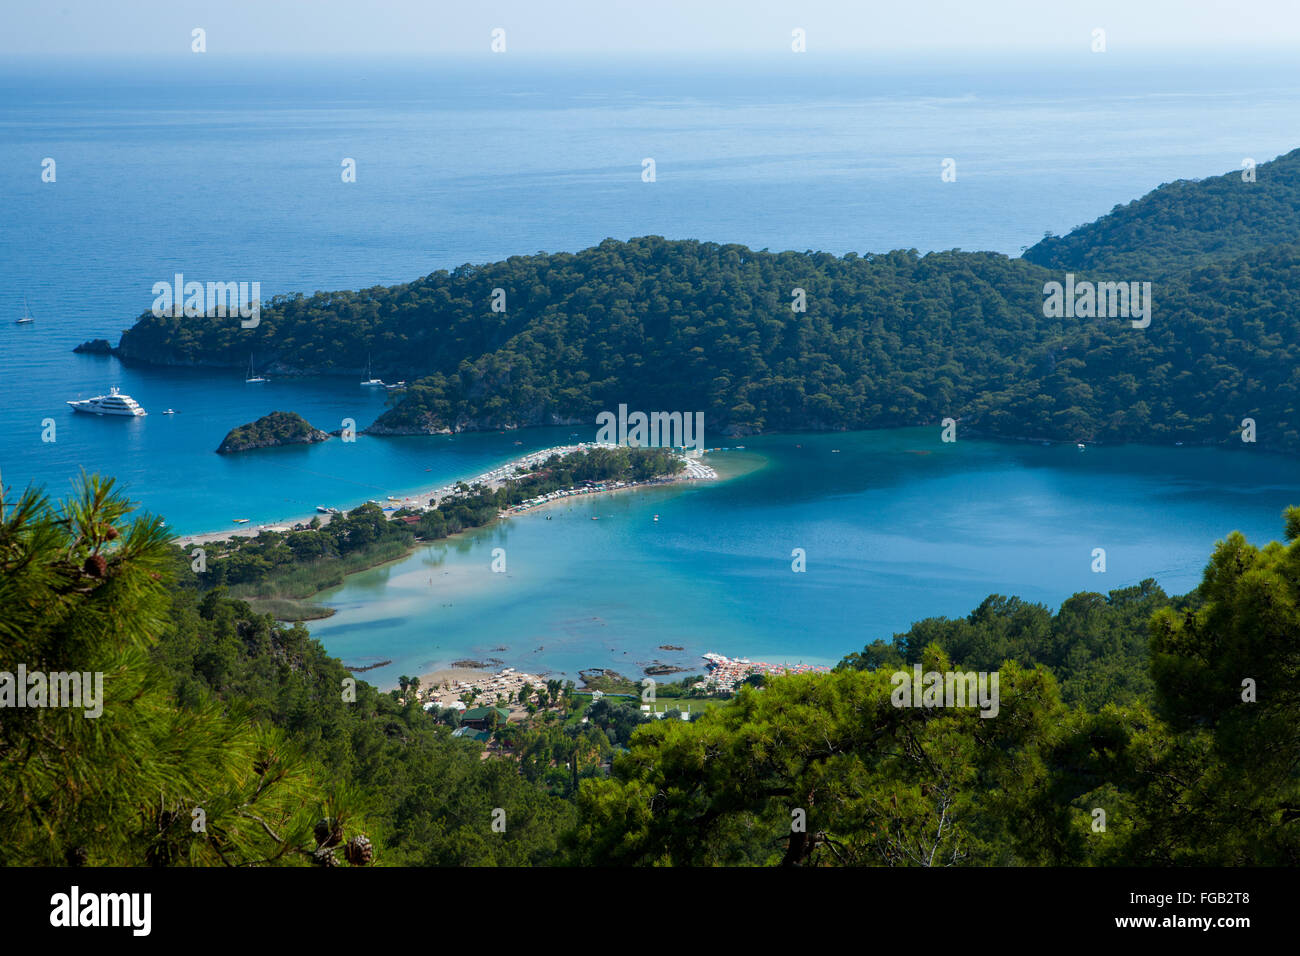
<box><xmin>3</xmin><ymin>52</ymin><xmax>1299</xmax><ymax>685</ymax></box>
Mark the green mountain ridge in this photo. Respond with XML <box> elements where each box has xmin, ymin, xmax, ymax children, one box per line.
<box><xmin>110</xmin><ymin>148</ymin><xmax>1300</xmax><ymax>452</ymax></box>
<box><xmin>1024</xmin><ymin>148</ymin><xmax>1300</xmax><ymax>274</ymax></box>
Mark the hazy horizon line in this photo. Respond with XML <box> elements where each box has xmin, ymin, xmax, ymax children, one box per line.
<box><xmin>3</xmin><ymin>45</ymin><xmax>1300</xmax><ymax>60</ymax></box>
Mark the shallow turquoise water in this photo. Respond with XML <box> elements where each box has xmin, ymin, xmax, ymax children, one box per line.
<box><xmin>310</xmin><ymin>428</ymin><xmax>1300</xmax><ymax>688</ymax></box>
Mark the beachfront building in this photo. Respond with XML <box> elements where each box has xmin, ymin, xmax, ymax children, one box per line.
<box><xmin>460</xmin><ymin>706</ymin><xmax>509</xmax><ymax>731</ymax></box>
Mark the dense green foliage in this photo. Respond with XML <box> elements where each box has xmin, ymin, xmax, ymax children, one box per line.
<box><xmin>1025</xmin><ymin>148</ymin><xmax>1300</xmax><ymax>275</ymax></box>
<box><xmin>215</xmin><ymin>410</ymin><xmax>328</xmax><ymax>454</ymax></box>
<box><xmin>117</xmin><ymin>148</ymin><xmax>1300</xmax><ymax>453</ymax></box>
<box><xmin>0</xmin><ymin>476</ymin><xmax>574</xmax><ymax>866</ymax></box>
<box><xmin>841</xmin><ymin>581</ymin><xmax>1177</xmax><ymax>710</ymax></box>
<box><xmin>0</xmin><ymin>477</ymin><xmax>372</xmax><ymax>866</ymax></box>
<box><xmin>154</xmin><ymin>586</ymin><xmax>576</xmax><ymax>866</ymax></box>
<box><xmin>197</xmin><ymin>504</ymin><xmax>412</xmax><ymax>590</ymax></box>
<box><xmin>7</xmin><ymin>473</ymin><xmax>1300</xmax><ymax>866</ymax></box>
<box><xmin>574</xmin><ymin>518</ymin><xmax>1300</xmax><ymax>864</ymax></box>
<box><xmin>570</xmin><ymin>660</ymin><xmax>1061</xmax><ymax>866</ymax></box>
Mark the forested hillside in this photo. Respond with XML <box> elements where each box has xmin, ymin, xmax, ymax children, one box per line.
<box><xmin>1024</xmin><ymin>148</ymin><xmax>1300</xmax><ymax>275</ymax></box>
<box><xmin>115</xmin><ymin>236</ymin><xmax>1300</xmax><ymax>451</ymax></box>
<box><xmin>572</xmin><ymin>519</ymin><xmax>1300</xmax><ymax>866</ymax></box>
<box><xmin>6</xmin><ymin>475</ymin><xmax>1299</xmax><ymax>866</ymax></box>
<box><xmin>0</xmin><ymin>477</ymin><xmax>574</xmax><ymax>867</ymax></box>
<box><xmin>107</xmin><ymin>148</ymin><xmax>1300</xmax><ymax>451</ymax></box>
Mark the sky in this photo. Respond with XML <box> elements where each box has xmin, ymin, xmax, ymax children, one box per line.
<box><xmin>0</xmin><ymin>0</ymin><xmax>1294</xmax><ymax>57</ymax></box>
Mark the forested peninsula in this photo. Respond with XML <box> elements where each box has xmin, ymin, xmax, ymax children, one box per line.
<box><xmin>105</xmin><ymin>149</ymin><xmax>1300</xmax><ymax>453</ymax></box>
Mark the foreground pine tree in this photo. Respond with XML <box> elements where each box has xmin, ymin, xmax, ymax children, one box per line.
<box><xmin>0</xmin><ymin>473</ymin><xmax>372</xmax><ymax>866</ymax></box>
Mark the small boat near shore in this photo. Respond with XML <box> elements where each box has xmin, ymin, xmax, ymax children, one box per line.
<box><xmin>245</xmin><ymin>354</ymin><xmax>267</xmax><ymax>383</ymax></box>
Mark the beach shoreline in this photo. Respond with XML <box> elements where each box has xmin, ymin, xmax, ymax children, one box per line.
<box><xmin>171</xmin><ymin>442</ymin><xmax>717</xmax><ymax>548</ymax></box>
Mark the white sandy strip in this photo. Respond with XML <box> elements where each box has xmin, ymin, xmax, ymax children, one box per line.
<box><xmin>172</xmin><ymin>442</ymin><xmax>714</xmax><ymax>548</ymax></box>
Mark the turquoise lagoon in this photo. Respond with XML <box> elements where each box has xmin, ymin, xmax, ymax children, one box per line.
<box><xmin>309</xmin><ymin>428</ymin><xmax>1300</xmax><ymax>688</ymax></box>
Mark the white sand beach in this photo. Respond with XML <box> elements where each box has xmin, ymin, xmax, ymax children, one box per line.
<box><xmin>172</xmin><ymin>442</ymin><xmax>717</xmax><ymax>547</ymax></box>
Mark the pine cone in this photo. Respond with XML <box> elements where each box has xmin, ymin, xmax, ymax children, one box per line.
<box><xmin>252</xmin><ymin>748</ymin><xmax>276</xmax><ymax>775</ymax></box>
<box><xmin>344</xmin><ymin>835</ymin><xmax>373</xmax><ymax>866</ymax></box>
<box><xmin>83</xmin><ymin>554</ymin><xmax>108</xmax><ymax>578</ymax></box>
<box><xmin>105</xmin><ymin>526</ymin><xmax>119</xmax><ymax>541</ymax></box>
<box><xmin>312</xmin><ymin>846</ymin><xmax>337</xmax><ymax>867</ymax></box>
<box><xmin>314</xmin><ymin>817</ymin><xmax>343</xmax><ymax>848</ymax></box>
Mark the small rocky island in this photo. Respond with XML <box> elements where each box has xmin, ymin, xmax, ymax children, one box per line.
<box><xmin>216</xmin><ymin>411</ymin><xmax>331</xmax><ymax>454</ymax></box>
<box><xmin>73</xmin><ymin>338</ymin><xmax>115</xmax><ymax>355</ymax></box>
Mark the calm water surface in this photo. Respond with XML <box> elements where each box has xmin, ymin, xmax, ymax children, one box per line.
<box><xmin>3</xmin><ymin>56</ymin><xmax>1299</xmax><ymax>685</ymax></box>
<box><xmin>310</xmin><ymin>429</ymin><xmax>1300</xmax><ymax>687</ymax></box>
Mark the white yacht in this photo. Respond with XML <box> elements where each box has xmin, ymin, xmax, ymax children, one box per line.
<box><xmin>361</xmin><ymin>354</ymin><xmax>384</xmax><ymax>387</ymax></box>
<box><xmin>14</xmin><ymin>297</ymin><xmax>34</xmax><ymax>325</ymax></box>
<box><xmin>245</xmin><ymin>355</ymin><xmax>268</xmax><ymax>383</ymax></box>
<box><xmin>67</xmin><ymin>386</ymin><xmax>147</xmax><ymax>417</ymax></box>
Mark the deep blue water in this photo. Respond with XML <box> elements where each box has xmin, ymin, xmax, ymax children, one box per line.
<box><xmin>2</xmin><ymin>54</ymin><xmax>1299</xmax><ymax>683</ymax></box>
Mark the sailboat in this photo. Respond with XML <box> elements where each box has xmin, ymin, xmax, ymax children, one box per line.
<box><xmin>14</xmin><ymin>296</ymin><xmax>34</xmax><ymax>325</ymax></box>
<box><xmin>245</xmin><ymin>355</ymin><xmax>268</xmax><ymax>383</ymax></box>
<box><xmin>361</xmin><ymin>353</ymin><xmax>384</xmax><ymax>387</ymax></box>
